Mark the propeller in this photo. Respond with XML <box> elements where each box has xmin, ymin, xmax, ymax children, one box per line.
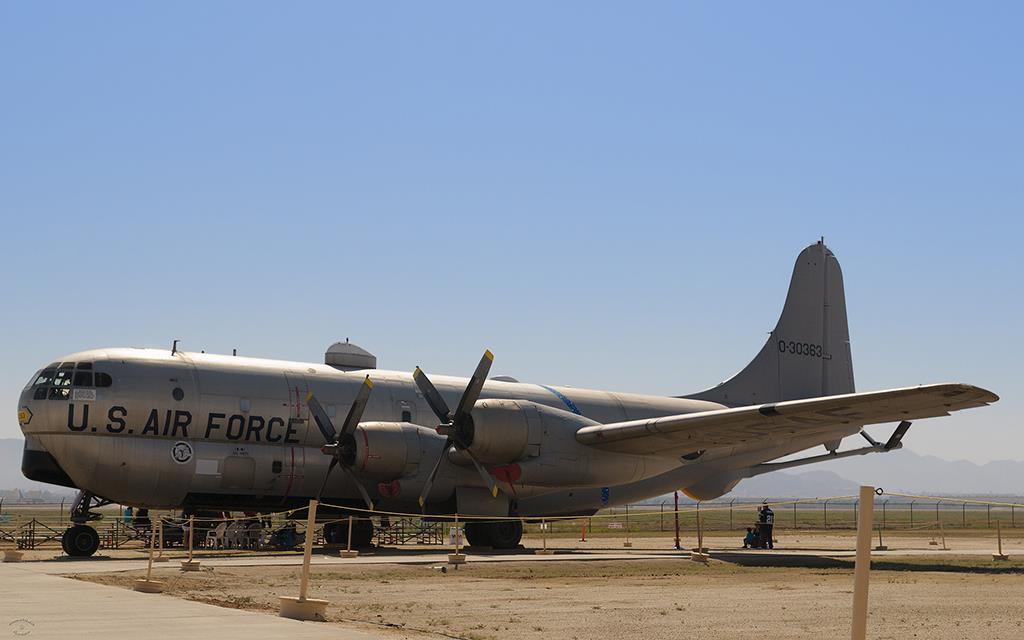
<box><xmin>414</xmin><ymin>350</ymin><xmax>499</xmax><ymax>510</ymax></box>
<box><xmin>308</xmin><ymin>375</ymin><xmax>375</xmax><ymax>509</ymax></box>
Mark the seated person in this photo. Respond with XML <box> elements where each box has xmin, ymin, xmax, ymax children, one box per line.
<box><xmin>743</xmin><ymin>527</ymin><xmax>756</xmax><ymax>549</ymax></box>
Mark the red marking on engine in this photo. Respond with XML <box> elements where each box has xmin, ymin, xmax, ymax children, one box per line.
<box><xmin>491</xmin><ymin>463</ymin><xmax>522</xmax><ymax>484</ymax></box>
<box><xmin>378</xmin><ymin>480</ymin><xmax>401</xmax><ymax>498</ymax></box>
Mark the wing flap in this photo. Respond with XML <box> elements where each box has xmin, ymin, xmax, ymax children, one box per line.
<box><xmin>575</xmin><ymin>383</ymin><xmax>998</xmax><ymax>456</ymax></box>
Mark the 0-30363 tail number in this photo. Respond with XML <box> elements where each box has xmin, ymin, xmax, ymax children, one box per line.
<box><xmin>778</xmin><ymin>340</ymin><xmax>823</xmax><ymax>358</ymax></box>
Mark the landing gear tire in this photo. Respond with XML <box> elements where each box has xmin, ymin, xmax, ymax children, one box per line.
<box><xmin>325</xmin><ymin>519</ymin><xmax>374</xmax><ymax>547</ymax></box>
<box><xmin>464</xmin><ymin>522</ymin><xmax>492</xmax><ymax>547</ymax></box>
<box><xmin>62</xmin><ymin>524</ymin><xmax>100</xmax><ymax>557</ymax></box>
<box><xmin>465</xmin><ymin>521</ymin><xmax>522</xmax><ymax>549</ymax></box>
<box><xmin>351</xmin><ymin>518</ymin><xmax>374</xmax><ymax>548</ymax></box>
<box><xmin>489</xmin><ymin>520</ymin><xmax>523</xmax><ymax>549</ymax></box>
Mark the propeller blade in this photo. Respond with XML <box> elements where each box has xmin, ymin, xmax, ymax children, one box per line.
<box><xmin>316</xmin><ymin>457</ymin><xmax>339</xmax><ymax>501</ymax></box>
<box><xmin>340</xmin><ymin>464</ymin><xmax>375</xmax><ymax>511</ymax></box>
<box><xmin>307</xmin><ymin>393</ymin><xmax>337</xmax><ymax>444</ymax></box>
<box><xmin>413</xmin><ymin>366</ymin><xmax>451</xmax><ymax>422</ymax></box>
<box><xmin>454</xmin><ymin>350</ymin><xmax>493</xmax><ymax>423</ymax></box>
<box><xmin>340</xmin><ymin>376</ymin><xmax>374</xmax><ymax>436</ymax></box>
<box><xmin>418</xmin><ymin>439</ymin><xmax>452</xmax><ymax>511</ymax></box>
<box><xmin>465</xmin><ymin>448</ymin><xmax>499</xmax><ymax>498</ymax></box>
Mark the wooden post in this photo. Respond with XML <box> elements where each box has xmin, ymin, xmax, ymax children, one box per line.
<box><xmin>623</xmin><ymin>504</ymin><xmax>632</xmax><ymax>548</ymax></box>
<box><xmin>181</xmin><ymin>515</ymin><xmax>201</xmax><ymax>571</ymax></box>
<box><xmin>299</xmin><ymin>501</ymin><xmax>317</xmax><ymax>600</ymax></box>
<box><xmin>993</xmin><ymin>520</ymin><xmax>1009</xmax><ymax>560</ymax></box>
<box><xmin>279</xmin><ymin>499</ymin><xmax>329</xmax><ymax>620</ymax></box>
<box><xmin>850</xmin><ymin>486</ymin><xmax>874</xmax><ymax>640</ymax></box>
<box><xmin>154</xmin><ymin>516</ymin><xmax>168</xmax><ymax>562</ymax></box>
<box><xmin>939</xmin><ymin>520</ymin><xmax>948</xmax><ymax>551</ymax></box>
<box><xmin>133</xmin><ymin>522</ymin><xmax>164</xmax><ymax>592</ymax></box>
<box><xmin>448</xmin><ymin>514</ymin><xmax>466</xmax><ymax>564</ymax></box>
<box><xmin>580</xmin><ymin>519</ymin><xmax>587</xmax><ymax>543</ymax></box>
<box><xmin>537</xmin><ymin>518</ymin><xmax>554</xmax><ymax>554</ymax></box>
<box><xmin>340</xmin><ymin>515</ymin><xmax>359</xmax><ymax>557</ymax></box>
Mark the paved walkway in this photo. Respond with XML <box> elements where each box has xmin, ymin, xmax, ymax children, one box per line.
<box><xmin>0</xmin><ymin>562</ymin><xmax>384</xmax><ymax>640</ymax></box>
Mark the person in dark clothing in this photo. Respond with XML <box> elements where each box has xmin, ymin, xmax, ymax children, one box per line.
<box><xmin>758</xmin><ymin>504</ymin><xmax>775</xmax><ymax>549</ymax></box>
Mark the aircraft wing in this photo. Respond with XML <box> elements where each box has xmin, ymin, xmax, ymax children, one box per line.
<box><xmin>574</xmin><ymin>383</ymin><xmax>998</xmax><ymax>457</ymax></box>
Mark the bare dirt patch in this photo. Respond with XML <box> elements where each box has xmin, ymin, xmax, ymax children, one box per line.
<box><xmin>74</xmin><ymin>556</ymin><xmax>1024</xmax><ymax>640</ymax></box>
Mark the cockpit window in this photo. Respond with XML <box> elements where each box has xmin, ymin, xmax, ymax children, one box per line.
<box><xmin>33</xmin><ymin>369</ymin><xmax>56</xmax><ymax>387</ymax></box>
<box><xmin>53</xmin><ymin>370</ymin><xmax>73</xmax><ymax>387</ymax></box>
<box><xmin>30</xmin><ymin>363</ymin><xmax>111</xmax><ymax>399</ymax></box>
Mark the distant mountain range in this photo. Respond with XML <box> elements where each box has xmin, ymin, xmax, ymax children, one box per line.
<box><xmin>3</xmin><ymin>437</ymin><xmax>1022</xmax><ymax>499</ymax></box>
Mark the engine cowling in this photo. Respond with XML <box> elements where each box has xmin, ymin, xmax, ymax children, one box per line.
<box><xmin>347</xmin><ymin>422</ymin><xmax>423</xmax><ymax>479</ymax></box>
<box><xmin>463</xmin><ymin>399</ymin><xmax>532</xmax><ymax>464</ymax></box>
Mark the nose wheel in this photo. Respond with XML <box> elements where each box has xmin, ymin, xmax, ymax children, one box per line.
<box><xmin>61</xmin><ymin>524</ymin><xmax>100</xmax><ymax>557</ymax></box>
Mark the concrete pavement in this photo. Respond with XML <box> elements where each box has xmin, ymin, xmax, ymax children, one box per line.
<box><xmin>0</xmin><ymin>562</ymin><xmax>384</xmax><ymax>640</ymax></box>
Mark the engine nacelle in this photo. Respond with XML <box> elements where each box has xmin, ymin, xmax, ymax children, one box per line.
<box><xmin>349</xmin><ymin>422</ymin><xmax>423</xmax><ymax>479</ymax></box>
<box><xmin>464</xmin><ymin>399</ymin><xmax>532</xmax><ymax>464</ymax></box>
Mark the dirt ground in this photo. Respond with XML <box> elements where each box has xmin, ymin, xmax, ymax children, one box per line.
<box><xmin>74</xmin><ymin>548</ymin><xmax>1024</xmax><ymax>640</ymax></box>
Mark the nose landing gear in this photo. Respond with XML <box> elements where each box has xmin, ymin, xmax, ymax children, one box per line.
<box><xmin>61</xmin><ymin>490</ymin><xmax>111</xmax><ymax>557</ymax></box>
<box><xmin>61</xmin><ymin>524</ymin><xmax>100</xmax><ymax>557</ymax></box>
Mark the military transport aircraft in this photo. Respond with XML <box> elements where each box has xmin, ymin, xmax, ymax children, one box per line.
<box><xmin>18</xmin><ymin>241</ymin><xmax>997</xmax><ymax>556</ymax></box>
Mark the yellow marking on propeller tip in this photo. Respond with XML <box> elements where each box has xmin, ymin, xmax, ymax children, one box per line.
<box><xmin>418</xmin><ymin>496</ymin><xmax>425</xmax><ymax>507</ymax></box>
<box><xmin>305</xmin><ymin>391</ymin><xmax>314</xmax><ymax>402</ymax></box>
<box><xmin>484</xmin><ymin>350</ymin><xmax>493</xmax><ymax>360</ymax></box>
<box><xmin>491</xmin><ymin>485</ymin><xmax>499</xmax><ymax>497</ymax></box>
<box><xmin>364</xmin><ymin>376</ymin><xmax>374</xmax><ymax>389</ymax></box>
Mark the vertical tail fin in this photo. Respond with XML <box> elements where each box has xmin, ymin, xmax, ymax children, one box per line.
<box><xmin>685</xmin><ymin>240</ymin><xmax>855</xmax><ymax>406</ymax></box>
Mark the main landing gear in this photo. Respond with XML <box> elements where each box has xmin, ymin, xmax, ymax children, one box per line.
<box><xmin>61</xmin><ymin>490</ymin><xmax>109</xmax><ymax>557</ymax></box>
<box><xmin>464</xmin><ymin>520</ymin><xmax>523</xmax><ymax>549</ymax></box>
<box><xmin>323</xmin><ymin>518</ymin><xmax>375</xmax><ymax>548</ymax></box>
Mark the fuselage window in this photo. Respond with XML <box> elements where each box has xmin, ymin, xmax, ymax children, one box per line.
<box><xmin>58</xmin><ymin>362</ymin><xmax>75</xmax><ymax>370</ymax></box>
<box><xmin>76</xmin><ymin>362</ymin><xmax>93</xmax><ymax>370</ymax></box>
<box><xmin>74</xmin><ymin>371</ymin><xmax>93</xmax><ymax>387</ymax></box>
<box><xmin>95</xmin><ymin>372</ymin><xmax>113</xmax><ymax>388</ymax></box>
<box><xmin>401</xmin><ymin>410</ymin><xmax>412</xmax><ymax>422</ymax></box>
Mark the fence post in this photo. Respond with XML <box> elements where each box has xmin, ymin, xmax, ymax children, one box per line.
<box><xmin>729</xmin><ymin>499</ymin><xmax>735</xmax><ymax>530</ymax></box>
<box><xmin>851</xmin><ymin>486</ymin><xmax>876</xmax><ymax>640</ymax></box>
<box><xmin>854</xmin><ymin>499</ymin><xmax>858</xmax><ymax>528</ymax></box>
<box><xmin>935</xmin><ymin>500</ymin><xmax>941</xmax><ymax>527</ymax></box>
<box><xmin>963</xmin><ymin>503</ymin><xmax>967</xmax><ymax>528</ymax></box>
<box><xmin>278</xmin><ymin>499</ymin><xmax>329</xmax><ymax>620</ymax></box>
<box><xmin>882</xmin><ymin>500</ymin><xmax>887</xmax><ymax>530</ymax></box>
<box><xmin>987</xmin><ymin>504</ymin><xmax>991</xmax><ymax>528</ymax></box>
<box><xmin>910</xmin><ymin>501</ymin><xmax>915</xmax><ymax>528</ymax></box>
<box><xmin>793</xmin><ymin>501</ymin><xmax>798</xmax><ymax>529</ymax></box>
<box><xmin>824</xmin><ymin>499</ymin><xmax>829</xmax><ymax>529</ymax></box>
<box><xmin>660</xmin><ymin>502</ymin><xmax>665</xmax><ymax>532</ymax></box>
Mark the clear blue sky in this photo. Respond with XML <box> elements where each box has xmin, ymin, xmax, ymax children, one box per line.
<box><xmin>2</xmin><ymin>3</ymin><xmax>1020</xmax><ymax>462</ymax></box>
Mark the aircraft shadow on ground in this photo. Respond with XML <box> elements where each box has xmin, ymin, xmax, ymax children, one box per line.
<box><xmin>715</xmin><ymin>553</ymin><xmax>1024</xmax><ymax>574</ymax></box>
